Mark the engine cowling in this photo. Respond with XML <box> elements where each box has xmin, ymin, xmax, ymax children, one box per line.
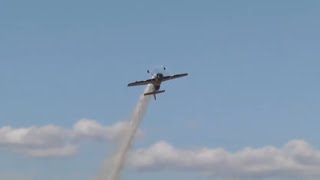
<box><xmin>156</xmin><ymin>73</ymin><xmax>164</xmax><ymax>80</ymax></box>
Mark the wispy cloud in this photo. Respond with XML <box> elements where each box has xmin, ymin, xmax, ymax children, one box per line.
<box><xmin>129</xmin><ymin>140</ymin><xmax>320</xmax><ymax>179</ymax></box>
<box><xmin>0</xmin><ymin>171</ymin><xmax>35</xmax><ymax>180</ymax></box>
<box><xmin>19</xmin><ymin>145</ymin><xmax>77</xmax><ymax>158</ymax></box>
<box><xmin>0</xmin><ymin>119</ymin><xmax>131</xmax><ymax>158</ymax></box>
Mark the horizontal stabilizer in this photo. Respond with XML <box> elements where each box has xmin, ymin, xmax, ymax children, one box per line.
<box><xmin>144</xmin><ymin>90</ymin><xmax>165</xmax><ymax>96</ymax></box>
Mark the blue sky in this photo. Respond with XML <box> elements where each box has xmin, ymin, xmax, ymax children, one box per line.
<box><xmin>1</xmin><ymin>1</ymin><xmax>320</xmax><ymax>180</ymax></box>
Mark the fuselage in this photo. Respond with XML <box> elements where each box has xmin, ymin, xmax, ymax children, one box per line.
<box><xmin>153</xmin><ymin>73</ymin><xmax>164</xmax><ymax>90</ymax></box>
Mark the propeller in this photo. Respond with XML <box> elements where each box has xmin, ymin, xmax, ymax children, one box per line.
<box><xmin>147</xmin><ymin>70</ymin><xmax>156</xmax><ymax>78</ymax></box>
<box><xmin>147</xmin><ymin>65</ymin><xmax>169</xmax><ymax>77</ymax></box>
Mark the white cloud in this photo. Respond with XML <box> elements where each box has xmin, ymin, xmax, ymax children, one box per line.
<box><xmin>0</xmin><ymin>119</ymin><xmax>131</xmax><ymax>158</ymax></box>
<box><xmin>72</xmin><ymin>119</ymin><xmax>129</xmax><ymax>141</ymax></box>
<box><xmin>0</xmin><ymin>125</ymin><xmax>67</xmax><ymax>147</ymax></box>
<box><xmin>20</xmin><ymin>145</ymin><xmax>77</xmax><ymax>158</ymax></box>
<box><xmin>128</xmin><ymin>140</ymin><xmax>320</xmax><ymax>179</ymax></box>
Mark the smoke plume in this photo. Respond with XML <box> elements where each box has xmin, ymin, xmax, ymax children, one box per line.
<box><xmin>100</xmin><ymin>84</ymin><xmax>152</xmax><ymax>180</ymax></box>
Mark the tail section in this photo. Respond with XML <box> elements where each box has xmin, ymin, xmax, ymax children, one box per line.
<box><xmin>144</xmin><ymin>90</ymin><xmax>165</xmax><ymax>100</ymax></box>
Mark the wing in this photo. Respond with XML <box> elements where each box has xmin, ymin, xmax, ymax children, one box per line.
<box><xmin>127</xmin><ymin>78</ymin><xmax>155</xmax><ymax>86</ymax></box>
<box><xmin>162</xmin><ymin>73</ymin><xmax>188</xmax><ymax>82</ymax></box>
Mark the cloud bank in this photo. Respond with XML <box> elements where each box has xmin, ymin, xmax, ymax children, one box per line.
<box><xmin>2</xmin><ymin>120</ymin><xmax>320</xmax><ymax>179</ymax></box>
<box><xmin>129</xmin><ymin>140</ymin><xmax>320</xmax><ymax>179</ymax></box>
<box><xmin>0</xmin><ymin>119</ymin><xmax>131</xmax><ymax>158</ymax></box>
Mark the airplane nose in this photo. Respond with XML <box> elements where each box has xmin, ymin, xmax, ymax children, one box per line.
<box><xmin>157</xmin><ymin>73</ymin><xmax>163</xmax><ymax>79</ymax></box>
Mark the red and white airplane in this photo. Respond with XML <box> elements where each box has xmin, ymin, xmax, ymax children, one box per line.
<box><xmin>127</xmin><ymin>67</ymin><xmax>188</xmax><ymax>100</ymax></box>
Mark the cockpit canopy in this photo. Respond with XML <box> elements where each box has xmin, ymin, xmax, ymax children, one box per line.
<box><xmin>156</xmin><ymin>73</ymin><xmax>164</xmax><ymax>79</ymax></box>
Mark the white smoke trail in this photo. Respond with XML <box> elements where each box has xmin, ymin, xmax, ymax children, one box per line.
<box><xmin>99</xmin><ymin>84</ymin><xmax>152</xmax><ymax>180</ymax></box>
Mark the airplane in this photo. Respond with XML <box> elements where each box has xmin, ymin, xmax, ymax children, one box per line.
<box><xmin>127</xmin><ymin>67</ymin><xmax>188</xmax><ymax>100</ymax></box>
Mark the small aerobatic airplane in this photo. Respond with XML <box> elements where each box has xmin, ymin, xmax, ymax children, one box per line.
<box><xmin>127</xmin><ymin>67</ymin><xmax>188</xmax><ymax>100</ymax></box>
